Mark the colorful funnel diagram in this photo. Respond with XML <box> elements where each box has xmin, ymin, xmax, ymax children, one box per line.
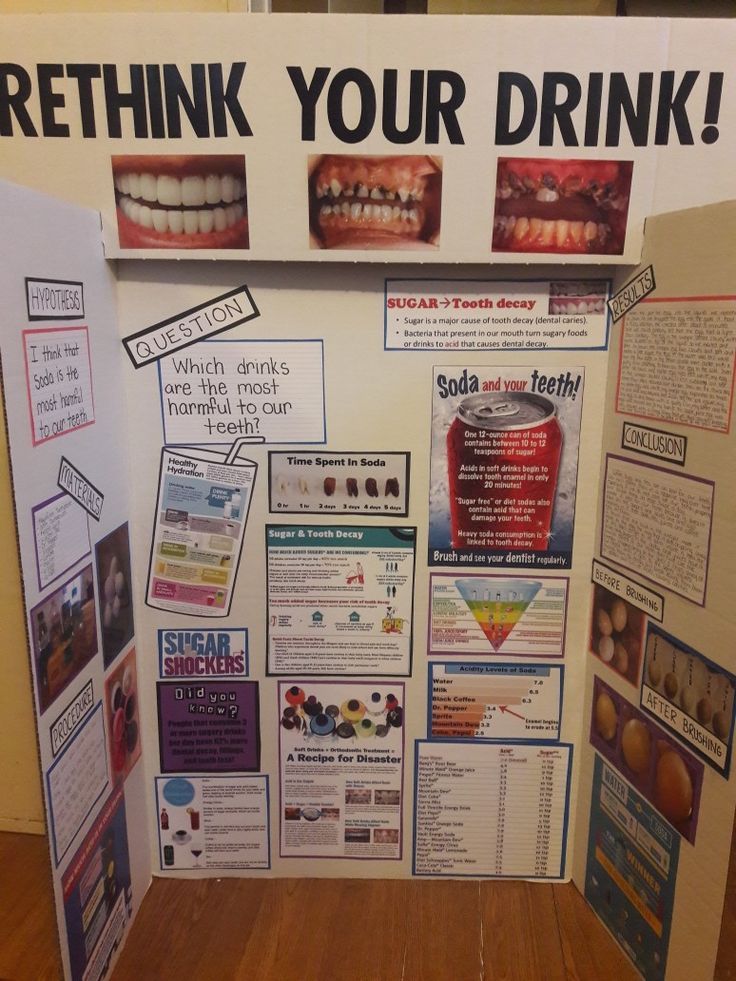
<box><xmin>455</xmin><ymin>579</ymin><xmax>542</xmax><ymax>651</ymax></box>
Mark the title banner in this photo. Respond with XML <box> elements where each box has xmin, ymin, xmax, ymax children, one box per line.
<box><xmin>0</xmin><ymin>14</ymin><xmax>733</xmax><ymax>264</ymax></box>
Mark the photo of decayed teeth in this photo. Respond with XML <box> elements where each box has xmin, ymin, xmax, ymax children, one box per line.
<box><xmin>492</xmin><ymin>158</ymin><xmax>633</xmax><ymax>256</ymax></box>
<box><xmin>309</xmin><ymin>154</ymin><xmax>442</xmax><ymax>250</ymax></box>
<box><xmin>112</xmin><ymin>154</ymin><xmax>249</xmax><ymax>250</ymax></box>
<box><xmin>385</xmin><ymin>478</ymin><xmax>400</xmax><ymax>498</ymax></box>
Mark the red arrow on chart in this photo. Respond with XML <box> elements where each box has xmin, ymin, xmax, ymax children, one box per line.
<box><xmin>499</xmin><ymin>705</ymin><xmax>525</xmax><ymax>720</ymax></box>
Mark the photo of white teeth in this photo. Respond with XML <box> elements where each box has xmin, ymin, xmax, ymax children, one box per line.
<box><xmin>112</xmin><ymin>155</ymin><xmax>249</xmax><ymax>248</ymax></box>
<box><xmin>115</xmin><ymin>173</ymin><xmax>246</xmax><ymax>234</ymax></box>
<box><xmin>113</xmin><ymin>172</ymin><xmax>247</xmax><ymax>207</ymax></box>
<box><xmin>117</xmin><ymin>196</ymin><xmax>245</xmax><ymax>235</ymax></box>
<box><xmin>549</xmin><ymin>298</ymin><xmax>606</xmax><ymax>315</ymax></box>
<box><xmin>548</xmin><ymin>280</ymin><xmax>608</xmax><ymax>317</ymax></box>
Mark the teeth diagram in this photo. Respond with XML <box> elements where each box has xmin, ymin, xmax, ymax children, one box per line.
<box><xmin>455</xmin><ymin>578</ymin><xmax>542</xmax><ymax>651</ymax></box>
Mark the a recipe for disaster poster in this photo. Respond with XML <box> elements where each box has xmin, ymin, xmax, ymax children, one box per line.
<box><xmin>429</xmin><ymin>366</ymin><xmax>583</xmax><ymax>569</ymax></box>
<box><xmin>266</xmin><ymin>525</ymin><xmax>415</xmax><ymax>675</ymax></box>
<box><xmin>278</xmin><ymin>681</ymin><xmax>405</xmax><ymax>859</ymax></box>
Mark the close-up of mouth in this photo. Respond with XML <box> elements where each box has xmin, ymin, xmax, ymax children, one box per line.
<box><xmin>309</xmin><ymin>154</ymin><xmax>442</xmax><ymax>250</ymax></box>
<box><xmin>112</xmin><ymin>154</ymin><xmax>249</xmax><ymax>250</ymax></box>
<box><xmin>492</xmin><ymin>158</ymin><xmax>633</xmax><ymax>255</ymax></box>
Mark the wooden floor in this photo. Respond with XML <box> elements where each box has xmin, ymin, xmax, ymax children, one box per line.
<box><xmin>1</xmin><ymin>830</ymin><xmax>734</xmax><ymax>981</ymax></box>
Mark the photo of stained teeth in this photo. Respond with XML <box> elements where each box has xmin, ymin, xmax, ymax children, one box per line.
<box><xmin>366</xmin><ymin>478</ymin><xmax>379</xmax><ymax>498</ymax></box>
<box><xmin>346</xmin><ymin>478</ymin><xmax>359</xmax><ymax>498</ymax></box>
<box><xmin>309</xmin><ymin>154</ymin><xmax>442</xmax><ymax>250</ymax></box>
<box><xmin>385</xmin><ymin>478</ymin><xmax>400</xmax><ymax>498</ymax></box>
<box><xmin>112</xmin><ymin>154</ymin><xmax>249</xmax><ymax>250</ymax></box>
<box><xmin>548</xmin><ymin>281</ymin><xmax>608</xmax><ymax>316</ymax></box>
<box><xmin>492</xmin><ymin>158</ymin><xmax>633</xmax><ymax>256</ymax></box>
<box><xmin>324</xmin><ymin>477</ymin><xmax>336</xmax><ymax>497</ymax></box>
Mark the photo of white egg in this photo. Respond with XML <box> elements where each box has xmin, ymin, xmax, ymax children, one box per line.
<box><xmin>610</xmin><ymin>598</ymin><xmax>627</xmax><ymax>633</ymax></box>
<box><xmin>596</xmin><ymin>608</ymin><xmax>613</xmax><ymax>637</ymax></box>
<box><xmin>612</xmin><ymin>642</ymin><xmax>629</xmax><ymax>675</ymax></box>
<box><xmin>109</xmin><ymin>555</ymin><xmax>119</xmax><ymax>578</ymax></box>
<box><xmin>114</xmin><ymin>571</ymin><xmax>126</xmax><ymax>596</ymax></box>
<box><xmin>104</xmin><ymin>575</ymin><xmax>115</xmax><ymax>603</ymax></box>
<box><xmin>122</xmin><ymin>664</ymin><xmax>133</xmax><ymax>696</ymax></box>
<box><xmin>112</xmin><ymin>595</ymin><xmax>122</xmax><ymax>618</ymax></box>
<box><xmin>590</xmin><ymin>585</ymin><xmax>643</xmax><ymax>681</ymax></box>
<box><xmin>103</xmin><ymin>602</ymin><xmax>113</xmax><ymax>628</ymax></box>
<box><xmin>598</xmin><ymin>635</ymin><xmax>615</xmax><ymax>663</ymax></box>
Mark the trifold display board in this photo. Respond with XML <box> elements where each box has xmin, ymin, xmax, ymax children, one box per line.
<box><xmin>0</xmin><ymin>12</ymin><xmax>734</xmax><ymax>981</ymax></box>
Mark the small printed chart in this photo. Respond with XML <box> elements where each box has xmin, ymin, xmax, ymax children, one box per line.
<box><xmin>429</xmin><ymin>662</ymin><xmax>562</xmax><ymax>741</ymax></box>
<box><xmin>429</xmin><ymin>574</ymin><xmax>567</xmax><ymax>658</ymax></box>
<box><xmin>455</xmin><ymin>578</ymin><xmax>542</xmax><ymax>650</ymax></box>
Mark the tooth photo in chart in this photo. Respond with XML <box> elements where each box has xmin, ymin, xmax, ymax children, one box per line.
<box><xmin>309</xmin><ymin>155</ymin><xmax>442</xmax><ymax>250</ymax></box>
<box><xmin>111</xmin><ymin>155</ymin><xmax>249</xmax><ymax>250</ymax></box>
<box><xmin>492</xmin><ymin>158</ymin><xmax>633</xmax><ymax>256</ymax></box>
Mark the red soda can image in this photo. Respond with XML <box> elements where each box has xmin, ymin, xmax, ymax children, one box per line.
<box><xmin>447</xmin><ymin>393</ymin><xmax>562</xmax><ymax>552</ymax></box>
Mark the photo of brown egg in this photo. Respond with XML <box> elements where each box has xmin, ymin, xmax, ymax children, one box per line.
<box><xmin>643</xmin><ymin>628</ymin><xmax>735</xmax><ymax>768</ymax></box>
<box><xmin>589</xmin><ymin>584</ymin><xmax>644</xmax><ymax>685</ymax></box>
<box><xmin>595</xmin><ymin>691</ymin><xmax>618</xmax><ymax>742</ymax></box>
<box><xmin>664</xmin><ymin>672</ymin><xmax>679</xmax><ymax>699</ymax></box>
<box><xmin>610</xmin><ymin>598</ymin><xmax>628</xmax><ymax>633</ymax></box>
<box><xmin>590</xmin><ymin>677</ymin><xmax>703</xmax><ymax>843</ymax></box>
<box><xmin>612</xmin><ymin>642</ymin><xmax>629</xmax><ymax>675</ymax></box>
<box><xmin>697</xmin><ymin>696</ymin><xmax>713</xmax><ymax>725</ymax></box>
<box><xmin>713</xmin><ymin>709</ymin><xmax>732</xmax><ymax>741</ymax></box>
<box><xmin>621</xmin><ymin>718</ymin><xmax>651</xmax><ymax>774</ymax></box>
<box><xmin>654</xmin><ymin>749</ymin><xmax>694</xmax><ymax>825</ymax></box>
